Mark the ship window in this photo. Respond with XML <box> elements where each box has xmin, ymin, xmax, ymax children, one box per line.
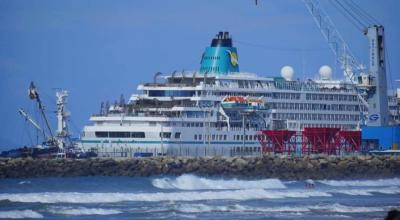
<box><xmin>95</xmin><ymin>131</ymin><xmax>108</xmax><ymax>138</ymax></box>
<box><xmin>160</xmin><ymin>132</ymin><xmax>171</xmax><ymax>139</ymax></box>
<box><xmin>224</xmin><ymin>135</ymin><xmax>227</xmax><ymax>140</ymax></box>
<box><xmin>194</xmin><ymin>134</ymin><xmax>197</xmax><ymax>140</ymax></box>
<box><xmin>199</xmin><ymin>134</ymin><xmax>202</xmax><ymax>140</ymax></box>
<box><xmin>109</xmin><ymin>132</ymin><xmax>129</xmax><ymax>138</ymax></box>
<box><xmin>131</xmin><ymin>132</ymin><xmax>145</xmax><ymax>138</ymax></box>
<box><xmin>149</xmin><ymin>90</ymin><xmax>195</xmax><ymax>97</ymax></box>
<box><xmin>175</xmin><ymin>132</ymin><xmax>181</xmax><ymax>139</ymax></box>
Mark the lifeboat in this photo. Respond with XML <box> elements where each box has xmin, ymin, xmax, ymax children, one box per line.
<box><xmin>221</xmin><ymin>96</ymin><xmax>268</xmax><ymax>110</ymax></box>
<box><xmin>221</xmin><ymin>96</ymin><xmax>248</xmax><ymax>109</ymax></box>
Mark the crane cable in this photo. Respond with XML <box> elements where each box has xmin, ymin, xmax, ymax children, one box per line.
<box><xmin>341</xmin><ymin>0</ymin><xmax>371</xmax><ymax>27</ymax></box>
<box><xmin>330</xmin><ymin>0</ymin><xmax>366</xmax><ymax>32</ymax></box>
<box><xmin>234</xmin><ymin>39</ymin><xmax>328</xmax><ymax>52</ymax></box>
<box><xmin>346</xmin><ymin>0</ymin><xmax>381</xmax><ymax>25</ymax></box>
<box><xmin>331</xmin><ymin>0</ymin><xmax>381</xmax><ymax>31</ymax></box>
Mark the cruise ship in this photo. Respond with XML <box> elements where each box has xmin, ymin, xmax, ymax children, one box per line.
<box><xmin>78</xmin><ymin>31</ymin><xmax>400</xmax><ymax>157</ymax></box>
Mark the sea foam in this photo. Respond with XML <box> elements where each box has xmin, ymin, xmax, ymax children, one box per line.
<box><xmin>176</xmin><ymin>203</ymin><xmax>310</xmax><ymax>213</ymax></box>
<box><xmin>152</xmin><ymin>174</ymin><xmax>286</xmax><ymax>190</ymax></box>
<box><xmin>0</xmin><ymin>210</ymin><xmax>43</xmax><ymax>219</ymax></box>
<box><xmin>0</xmin><ymin>189</ymin><xmax>331</xmax><ymax>204</ymax></box>
<box><xmin>313</xmin><ymin>203</ymin><xmax>385</xmax><ymax>213</ymax></box>
<box><xmin>319</xmin><ymin>178</ymin><xmax>400</xmax><ymax>187</ymax></box>
<box><xmin>176</xmin><ymin>203</ymin><xmax>389</xmax><ymax>214</ymax></box>
<box><xmin>332</xmin><ymin>186</ymin><xmax>400</xmax><ymax>196</ymax></box>
<box><xmin>48</xmin><ymin>207</ymin><xmax>121</xmax><ymax>215</ymax></box>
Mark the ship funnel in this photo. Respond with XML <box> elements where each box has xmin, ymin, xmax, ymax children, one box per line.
<box><xmin>200</xmin><ymin>31</ymin><xmax>239</xmax><ymax>75</ymax></box>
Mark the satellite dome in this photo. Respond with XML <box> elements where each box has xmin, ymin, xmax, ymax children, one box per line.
<box><xmin>319</xmin><ymin>65</ymin><xmax>332</xmax><ymax>80</ymax></box>
<box><xmin>280</xmin><ymin>66</ymin><xmax>294</xmax><ymax>81</ymax></box>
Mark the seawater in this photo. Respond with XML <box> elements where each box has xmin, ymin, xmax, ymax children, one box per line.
<box><xmin>0</xmin><ymin>175</ymin><xmax>399</xmax><ymax>219</ymax></box>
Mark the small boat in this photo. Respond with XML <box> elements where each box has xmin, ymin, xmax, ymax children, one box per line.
<box><xmin>221</xmin><ymin>96</ymin><xmax>268</xmax><ymax>110</ymax></box>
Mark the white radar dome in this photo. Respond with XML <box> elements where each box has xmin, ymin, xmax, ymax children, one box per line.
<box><xmin>281</xmin><ymin>66</ymin><xmax>294</xmax><ymax>81</ymax></box>
<box><xmin>319</xmin><ymin>65</ymin><xmax>332</xmax><ymax>80</ymax></box>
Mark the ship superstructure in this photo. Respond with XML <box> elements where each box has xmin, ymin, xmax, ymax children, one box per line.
<box><xmin>78</xmin><ymin>32</ymin><xmax>398</xmax><ymax>157</ymax></box>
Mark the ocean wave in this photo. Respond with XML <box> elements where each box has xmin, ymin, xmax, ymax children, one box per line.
<box><xmin>176</xmin><ymin>203</ymin><xmax>388</xmax><ymax>214</ymax></box>
<box><xmin>17</xmin><ymin>181</ymin><xmax>31</xmax><ymax>185</ymax></box>
<box><xmin>313</xmin><ymin>203</ymin><xmax>385</xmax><ymax>213</ymax></box>
<box><xmin>0</xmin><ymin>210</ymin><xmax>43</xmax><ymax>219</ymax></box>
<box><xmin>152</xmin><ymin>174</ymin><xmax>286</xmax><ymax>190</ymax></box>
<box><xmin>48</xmin><ymin>207</ymin><xmax>122</xmax><ymax>215</ymax></box>
<box><xmin>319</xmin><ymin>178</ymin><xmax>400</xmax><ymax>187</ymax></box>
<box><xmin>0</xmin><ymin>189</ymin><xmax>331</xmax><ymax>204</ymax></box>
<box><xmin>332</xmin><ymin>186</ymin><xmax>400</xmax><ymax>196</ymax></box>
<box><xmin>176</xmin><ymin>203</ymin><xmax>309</xmax><ymax>213</ymax></box>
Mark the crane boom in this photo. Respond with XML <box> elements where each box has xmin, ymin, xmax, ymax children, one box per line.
<box><xmin>18</xmin><ymin>108</ymin><xmax>42</xmax><ymax>131</ymax></box>
<box><xmin>302</xmin><ymin>0</ymin><xmax>365</xmax><ymax>82</ymax></box>
<box><xmin>29</xmin><ymin>81</ymin><xmax>54</xmax><ymax>138</ymax></box>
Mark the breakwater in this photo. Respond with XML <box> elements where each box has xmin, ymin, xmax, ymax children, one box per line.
<box><xmin>0</xmin><ymin>155</ymin><xmax>399</xmax><ymax>179</ymax></box>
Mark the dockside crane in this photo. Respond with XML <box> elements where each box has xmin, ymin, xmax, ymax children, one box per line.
<box><xmin>255</xmin><ymin>0</ymin><xmax>389</xmax><ymax>127</ymax></box>
<box><xmin>302</xmin><ymin>0</ymin><xmax>389</xmax><ymax>127</ymax></box>
<box><xmin>27</xmin><ymin>81</ymin><xmax>59</xmax><ymax>146</ymax></box>
<box><xmin>26</xmin><ymin>81</ymin><xmax>72</xmax><ymax>149</ymax></box>
<box><xmin>18</xmin><ymin>108</ymin><xmax>45</xmax><ymax>142</ymax></box>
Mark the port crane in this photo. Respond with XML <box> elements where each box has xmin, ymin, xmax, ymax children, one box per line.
<box><xmin>255</xmin><ymin>0</ymin><xmax>389</xmax><ymax>127</ymax></box>
<box><xmin>18</xmin><ymin>108</ymin><xmax>45</xmax><ymax>144</ymax></box>
<box><xmin>302</xmin><ymin>0</ymin><xmax>389</xmax><ymax>127</ymax></box>
<box><xmin>28</xmin><ymin>81</ymin><xmax>55</xmax><ymax>139</ymax></box>
<box><xmin>23</xmin><ymin>81</ymin><xmax>71</xmax><ymax>149</ymax></box>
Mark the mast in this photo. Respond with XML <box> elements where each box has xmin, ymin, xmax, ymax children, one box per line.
<box><xmin>28</xmin><ymin>82</ymin><xmax>54</xmax><ymax>139</ymax></box>
<box><xmin>55</xmin><ymin>90</ymin><xmax>70</xmax><ymax>148</ymax></box>
<box><xmin>365</xmin><ymin>26</ymin><xmax>389</xmax><ymax>126</ymax></box>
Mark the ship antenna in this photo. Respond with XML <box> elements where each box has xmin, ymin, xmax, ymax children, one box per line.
<box><xmin>192</xmin><ymin>72</ymin><xmax>197</xmax><ymax>85</ymax></box>
<box><xmin>203</xmin><ymin>72</ymin><xmax>208</xmax><ymax>85</ymax></box>
<box><xmin>153</xmin><ymin>72</ymin><xmax>162</xmax><ymax>84</ymax></box>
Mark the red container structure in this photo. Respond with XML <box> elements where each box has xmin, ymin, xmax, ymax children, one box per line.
<box><xmin>258</xmin><ymin>127</ymin><xmax>361</xmax><ymax>155</ymax></box>
<box><xmin>337</xmin><ymin>130</ymin><xmax>361</xmax><ymax>153</ymax></box>
<box><xmin>258</xmin><ymin>130</ymin><xmax>296</xmax><ymax>154</ymax></box>
<box><xmin>302</xmin><ymin>127</ymin><xmax>340</xmax><ymax>155</ymax></box>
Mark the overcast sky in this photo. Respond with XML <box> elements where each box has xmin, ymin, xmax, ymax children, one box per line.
<box><xmin>0</xmin><ymin>0</ymin><xmax>399</xmax><ymax>149</ymax></box>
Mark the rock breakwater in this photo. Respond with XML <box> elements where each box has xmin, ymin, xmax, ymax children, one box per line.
<box><xmin>0</xmin><ymin>155</ymin><xmax>399</xmax><ymax>179</ymax></box>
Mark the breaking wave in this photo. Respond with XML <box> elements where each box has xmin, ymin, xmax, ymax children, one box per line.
<box><xmin>321</xmin><ymin>203</ymin><xmax>384</xmax><ymax>213</ymax></box>
<box><xmin>332</xmin><ymin>186</ymin><xmax>400</xmax><ymax>196</ymax></box>
<box><xmin>152</xmin><ymin>174</ymin><xmax>286</xmax><ymax>190</ymax></box>
<box><xmin>17</xmin><ymin>181</ymin><xmax>31</xmax><ymax>185</ymax></box>
<box><xmin>176</xmin><ymin>203</ymin><xmax>309</xmax><ymax>213</ymax></box>
<box><xmin>175</xmin><ymin>203</ymin><xmax>388</xmax><ymax>214</ymax></box>
<box><xmin>319</xmin><ymin>178</ymin><xmax>400</xmax><ymax>187</ymax></box>
<box><xmin>48</xmin><ymin>207</ymin><xmax>121</xmax><ymax>215</ymax></box>
<box><xmin>0</xmin><ymin>189</ymin><xmax>331</xmax><ymax>204</ymax></box>
<box><xmin>0</xmin><ymin>210</ymin><xmax>43</xmax><ymax>219</ymax></box>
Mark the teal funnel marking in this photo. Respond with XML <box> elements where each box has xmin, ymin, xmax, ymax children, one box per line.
<box><xmin>200</xmin><ymin>32</ymin><xmax>239</xmax><ymax>75</ymax></box>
